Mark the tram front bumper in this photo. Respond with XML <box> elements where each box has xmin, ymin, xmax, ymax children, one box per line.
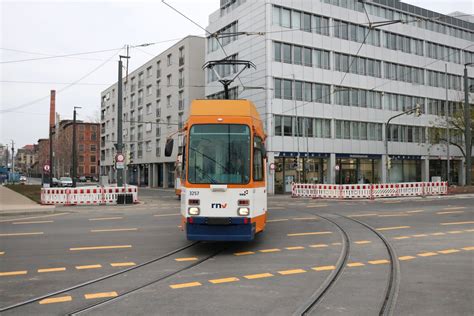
<box><xmin>186</xmin><ymin>217</ymin><xmax>256</xmax><ymax>241</ymax></box>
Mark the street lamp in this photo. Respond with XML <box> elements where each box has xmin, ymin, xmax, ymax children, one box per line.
<box><xmin>72</xmin><ymin>106</ymin><xmax>82</xmax><ymax>187</ymax></box>
<box><xmin>464</xmin><ymin>62</ymin><xmax>473</xmax><ymax>186</ymax></box>
<box><xmin>384</xmin><ymin>104</ymin><xmax>421</xmax><ymax>182</ymax></box>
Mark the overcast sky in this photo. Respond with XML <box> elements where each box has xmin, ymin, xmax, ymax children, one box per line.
<box><xmin>1</xmin><ymin>0</ymin><xmax>472</xmax><ymax>148</ymax></box>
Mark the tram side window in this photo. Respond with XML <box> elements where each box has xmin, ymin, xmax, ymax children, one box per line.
<box><xmin>253</xmin><ymin>136</ymin><xmax>264</xmax><ymax>181</ymax></box>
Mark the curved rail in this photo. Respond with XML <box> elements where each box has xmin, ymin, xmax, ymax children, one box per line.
<box><xmin>0</xmin><ymin>241</ymin><xmax>200</xmax><ymax>313</ymax></box>
<box><xmin>293</xmin><ymin>214</ymin><xmax>351</xmax><ymax>316</ymax></box>
<box><xmin>341</xmin><ymin>215</ymin><xmax>400</xmax><ymax>316</ymax></box>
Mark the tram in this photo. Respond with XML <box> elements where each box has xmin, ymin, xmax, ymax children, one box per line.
<box><xmin>165</xmin><ymin>99</ymin><xmax>267</xmax><ymax>241</ymax></box>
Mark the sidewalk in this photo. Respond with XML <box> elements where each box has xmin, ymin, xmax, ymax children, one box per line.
<box><xmin>0</xmin><ymin>185</ymin><xmax>55</xmax><ymax>214</ymax></box>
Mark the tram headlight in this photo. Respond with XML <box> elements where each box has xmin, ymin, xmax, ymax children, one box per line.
<box><xmin>188</xmin><ymin>207</ymin><xmax>200</xmax><ymax>215</ymax></box>
<box><xmin>237</xmin><ymin>207</ymin><xmax>250</xmax><ymax>216</ymax></box>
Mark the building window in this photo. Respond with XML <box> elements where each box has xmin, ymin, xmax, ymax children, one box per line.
<box><xmin>167</xmin><ymin>95</ymin><xmax>171</xmax><ymax>107</ymax></box>
<box><xmin>146</xmin><ymin>85</ymin><xmax>152</xmax><ymax>96</ymax></box>
<box><xmin>146</xmin><ymin>66</ymin><xmax>152</xmax><ymax>78</ymax></box>
<box><xmin>167</xmin><ymin>54</ymin><xmax>172</xmax><ymax>66</ymax></box>
<box><xmin>90</xmin><ymin>166</ymin><xmax>96</xmax><ymax>174</ymax></box>
<box><xmin>146</xmin><ymin>103</ymin><xmax>152</xmax><ymax>114</ymax></box>
<box><xmin>79</xmin><ymin>144</ymin><xmax>84</xmax><ymax>152</ymax></box>
<box><xmin>146</xmin><ymin>141</ymin><xmax>152</xmax><ymax>152</ymax></box>
<box><xmin>167</xmin><ymin>74</ymin><xmax>171</xmax><ymax>87</ymax></box>
<box><xmin>90</xmin><ymin>155</ymin><xmax>96</xmax><ymax>163</ymax></box>
<box><xmin>90</xmin><ymin>144</ymin><xmax>96</xmax><ymax>152</ymax></box>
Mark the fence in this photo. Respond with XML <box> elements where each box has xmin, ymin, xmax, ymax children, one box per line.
<box><xmin>41</xmin><ymin>186</ymin><xmax>139</xmax><ymax>205</ymax></box>
<box><xmin>291</xmin><ymin>182</ymin><xmax>448</xmax><ymax>199</ymax></box>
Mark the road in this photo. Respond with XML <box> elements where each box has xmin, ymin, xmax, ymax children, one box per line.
<box><xmin>0</xmin><ymin>191</ymin><xmax>472</xmax><ymax>315</ymax></box>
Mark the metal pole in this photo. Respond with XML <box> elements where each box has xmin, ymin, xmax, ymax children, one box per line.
<box><xmin>117</xmin><ymin>55</ymin><xmax>129</xmax><ymax>187</ymax></box>
<box><xmin>11</xmin><ymin>140</ymin><xmax>15</xmax><ymax>183</ymax></box>
<box><xmin>465</xmin><ymin>65</ymin><xmax>472</xmax><ymax>185</ymax></box>
<box><xmin>72</xmin><ymin>108</ymin><xmax>78</xmax><ymax>187</ymax></box>
<box><xmin>446</xmin><ymin>64</ymin><xmax>450</xmax><ymax>183</ymax></box>
<box><xmin>385</xmin><ymin>123</ymin><xmax>390</xmax><ymax>182</ymax></box>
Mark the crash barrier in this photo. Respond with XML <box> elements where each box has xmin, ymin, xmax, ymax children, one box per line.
<box><xmin>41</xmin><ymin>186</ymin><xmax>139</xmax><ymax>205</ymax></box>
<box><xmin>291</xmin><ymin>182</ymin><xmax>448</xmax><ymax>199</ymax></box>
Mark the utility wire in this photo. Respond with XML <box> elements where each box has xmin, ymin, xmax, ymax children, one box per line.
<box><xmin>0</xmin><ymin>47</ymin><xmax>124</xmax><ymax>113</ymax></box>
<box><xmin>161</xmin><ymin>0</ymin><xmax>246</xmax><ymax>91</ymax></box>
<box><xmin>0</xmin><ymin>47</ymin><xmax>124</xmax><ymax>64</ymax></box>
<box><xmin>0</xmin><ymin>47</ymin><xmax>111</xmax><ymax>62</ymax></box>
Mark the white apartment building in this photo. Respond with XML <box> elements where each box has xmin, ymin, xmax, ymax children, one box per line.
<box><xmin>100</xmin><ymin>36</ymin><xmax>205</xmax><ymax>187</ymax></box>
<box><xmin>206</xmin><ymin>0</ymin><xmax>474</xmax><ymax>194</ymax></box>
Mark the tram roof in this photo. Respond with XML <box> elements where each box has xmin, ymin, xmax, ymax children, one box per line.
<box><xmin>189</xmin><ymin>99</ymin><xmax>261</xmax><ymax>121</ymax></box>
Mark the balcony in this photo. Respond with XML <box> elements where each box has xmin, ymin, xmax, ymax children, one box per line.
<box><xmin>179</xmin><ymin>57</ymin><xmax>184</xmax><ymax>66</ymax></box>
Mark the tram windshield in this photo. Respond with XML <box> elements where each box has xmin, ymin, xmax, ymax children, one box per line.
<box><xmin>188</xmin><ymin>124</ymin><xmax>250</xmax><ymax>184</ymax></box>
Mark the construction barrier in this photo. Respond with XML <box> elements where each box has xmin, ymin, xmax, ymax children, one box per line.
<box><xmin>41</xmin><ymin>185</ymin><xmax>139</xmax><ymax>205</ymax></box>
<box><xmin>292</xmin><ymin>182</ymin><xmax>448</xmax><ymax>199</ymax></box>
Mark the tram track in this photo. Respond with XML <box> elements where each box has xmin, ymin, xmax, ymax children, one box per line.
<box><xmin>292</xmin><ymin>208</ymin><xmax>400</xmax><ymax>316</ymax></box>
<box><xmin>0</xmin><ymin>241</ymin><xmax>201</xmax><ymax>313</ymax></box>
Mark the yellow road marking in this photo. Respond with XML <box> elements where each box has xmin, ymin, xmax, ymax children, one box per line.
<box><xmin>153</xmin><ymin>213</ymin><xmax>180</xmax><ymax>217</ymax></box>
<box><xmin>412</xmin><ymin>234</ymin><xmax>428</xmax><ymax>237</ymax></box>
<box><xmin>259</xmin><ymin>248</ymin><xmax>280</xmax><ymax>253</ymax></box>
<box><xmin>462</xmin><ymin>246</ymin><xmax>474</xmax><ymax>251</ymax></box>
<box><xmin>309</xmin><ymin>244</ymin><xmax>328</xmax><ymax>248</ymax></box>
<box><xmin>285</xmin><ymin>246</ymin><xmax>305</xmax><ymax>250</ymax></box>
<box><xmin>110</xmin><ymin>262</ymin><xmax>136</xmax><ymax>267</ymax></box>
<box><xmin>0</xmin><ymin>232</ymin><xmax>44</xmax><ymax>237</ymax></box>
<box><xmin>244</xmin><ymin>273</ymin><xmax>274</xmax><ymax>279</ymax></box>
<box><xmin>312</xmin><ymin>265</ymin><xmax>336</xmax><ymax>271</ymax></box>
<box><xmin>438</xmin><ymin>249</ymin><xmax>460</xmax><ymax>254</ymax></box>
<box><xmin>0</xmin><ymin>212</ymin><xmax>68</xmax><ymax>223</ymax></box>
<box><xmin>376</xmin><ymin>226</ymin><xmax>410</xmax><ymax>231</ymax></box>
<box><xmin>437</xmin><ymin>210</ymin><xmax>464</xmax><ymax>215</ymax></box>
<box><xmin>267</xmin><ymin>219</ymin><xmax>289</xmax><ymax>222</ymax></box>
<box><xmin>347</xmin><ymin>262</ymin><xmax>365</xmax><ymax>267</ymax></box>
<box><xmin>431</xmin><ymin>232</ymin><xmax>446</xmax><ymax>236</ymax></box>
<box><xmin>278</xmin><ymin>269</ymin><xmax>306</xmax><ymax>275</ymax></box>
<box><xmin>76</xmin><ymin>264</ymin><xmax>102</xmax><ymax>270</ymax></box>
<box><xmin>0</xmin><ymin>270</ymin><xmax>27</xmax><ymax>276</ymax></box>
<box><xmin>354</xmin><ymin>240</ymin><xmax>371</xmax><ymax>244</ymax></box>
<box><xmin>90</xmin><ymin>228</ymin><xmax>138</xmax><ymax>233</ymax></box>
<box><xmin>175</xmin><ymin>257</ymin><xmax>198</xmax><ymax>262</ymax></box>
<box><xmin>448</xmin><ymin>230</ymin><xmax>463</xmax><ymax>234</ymax></box>
<box><xmin>399</xmin><ymin>256</ymin><xmax>416</xmax><ymax>261</ymax></box>
<box><xmin>170</xmin><ymin>282</ymin><xmax>202</xmax><ymax>289</ymax></box>
<box><xmin>88</xmin><ymin>217</ymin><xmax>123</xmax><ymax>221</ymax></box>
<box><xmin>209</xmin><ymin>277</ymin><xmax>239</xmax><ymax>284</ymax></box>
<box><xmin>292</xmin><ymin>217</ymin><xmax>318</xmax><ymax>220</ymax></box>
<box><xmin>349</xmin><ymin>213</ymin><xmax>377</xmax><ymax>217</ymax></box>
<box><xmin>39</xmin><ymin>296</ymin><xmax>72</xmax><ymax>305</ymax></box>
<box><xmin>234</xmin><ymin>251</ymin><xmax>254</xmax><ymax>256</ymax></box>
<box><xmin>441</xmin><ymin>221</ymin><xmax>474</xmax><ymax>226</ymax></box>
<box><xmin>332</xmin><ymin>242</ymin><xmax>342</xmax><ymax>246</ymax></box>
<box><xmin>12</xmin><ymin>220</ymin><xmax>54</xmax><ymax>225</ymax></box>
<box><xmin>393</xmin><ymin>236</ymin><xmax>411</xmax><ymax>240</ymax></box>
<box><xmin>70</xmin><ymin>245</ymin><xmax>132</xmax><ymax>251</ymax></box>
<box><xmin>287</xmin><ymin>231</ymin><xmax>332</xmax><ymax>237</ymax></box>
<box><xmin>368</xmin><ymin>260</ymin><xmax>390</xmax><ymax>265</ymax></box>
<box><xmin>442</xmin><ymin>207</ymin><xmax>466</xmax><ymax>211</ymax></box>
<box><xmin>418</xmin><ymin>252</ymin><xmax>438</xmax><ymax>257</ymax></box>
<box><xmin>38</xmin><ymin>267</ymin><xmax>66</xmax><ymax>273</ymax></box>
<box><xmin>85</xmin><ymin>292</ymin><xmax>118</xmax><ymax>299</ymax></box>
<box><xmin>406</xmin><ymin>210</ymin><xmax>424</xmax><ymax>213</ymax></box>
<box><xmin>465</xmin><ymin>229</ymin><xmax>474</xmax><ymax>232</ymax></box>
<box><xmin>0</xmin><ymin>252</ymin><xmax>4</xmax><ymax>255</ymax></box>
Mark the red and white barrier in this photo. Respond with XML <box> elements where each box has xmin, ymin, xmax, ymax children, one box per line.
<box><xmin>292</xmin><ymin>182</ymin><xmax>448</xmax><ymax>199</ymax></box>
<box><xmin>41</xmin><ymin>185</ymin><xmax>139</xmax><ymax>205</ymax></box>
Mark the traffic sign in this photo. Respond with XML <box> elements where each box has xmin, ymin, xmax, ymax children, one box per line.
<box><xmin>335</xmin><ymin>164</ymin><xmax>340</xmax><ymax>171</ymax></box>
<box><xmin>116</xmin><ymin>161</ymin><xmax>124</xmax><ymax>169</ymax></box>
<box><xmin>269</xmin><ymin>163</ymin><xmax>275</xmax><ymax>171</ymax></box>
<box><xmin>116</xmin><ymin>153</ymin><xmax>125</xmax><ymax>162</ymax></box>
<box><xmin>43</xmin><ymin>164</ymin><xmax>50</xmax><ymax>172</ymax></box>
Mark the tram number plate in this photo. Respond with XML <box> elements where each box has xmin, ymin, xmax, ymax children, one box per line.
<box><xmin>206</xmin><ymin>217</ymin><xmax>231</xmax><ymax>225</ymax></box>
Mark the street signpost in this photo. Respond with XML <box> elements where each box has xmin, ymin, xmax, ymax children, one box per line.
<box><xmin>115</xmin><ymin>153</ymin><xmax>125</xmax><ymax>170</ymax></box>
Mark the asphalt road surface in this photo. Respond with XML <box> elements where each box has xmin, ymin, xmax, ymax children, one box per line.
<box><xmin>0</xmin><ymin>191</ymin><xmax>472</xmax><ymax>315</ymax></box>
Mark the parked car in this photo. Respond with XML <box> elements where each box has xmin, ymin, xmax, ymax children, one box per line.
<box><xmin>78</xmin><ymin>176</ymin><xmax>87</xmax><ymax>182</ymax></box>
<box><xmin>59</xmin><ymin>177</ymin><xmax>73</xmax><ymax>187</ymax></box>
<box><xmin>19</xmin><ymin>175</ymin><xmax>27</xmax><ymax>184</ymax></box>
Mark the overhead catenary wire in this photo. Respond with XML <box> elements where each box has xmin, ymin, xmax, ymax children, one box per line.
<box><xmin>0</xmin><ymin>47</ymin><xmax>124</xmax><ymax>113</ymax></box>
